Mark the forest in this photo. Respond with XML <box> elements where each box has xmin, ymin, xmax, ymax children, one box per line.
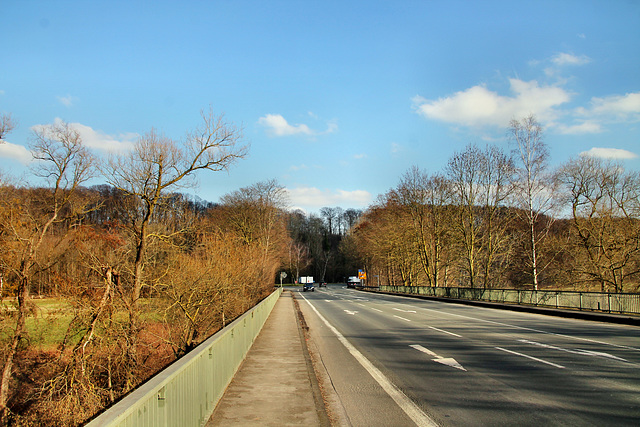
<box><xmin>0</xmin><ymin>112</ymin><xmax>639</xmax><ymax>425</ymax></box>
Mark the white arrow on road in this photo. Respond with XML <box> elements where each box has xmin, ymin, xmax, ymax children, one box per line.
<box><xmin>410</xmin><ymin>344</ymin><xmax>467</xmax><ymax>371</ymax></box>
<box><xmin>344</xmin><ymin>310</ymin><xmax>359</xmax><ymax>315</ymax></box>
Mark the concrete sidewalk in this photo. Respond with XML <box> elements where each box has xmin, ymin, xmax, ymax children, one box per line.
<box><xmin>206</xmin><ymin>290</ymin><xmax>329</xmax><ymax>426</ymax></box>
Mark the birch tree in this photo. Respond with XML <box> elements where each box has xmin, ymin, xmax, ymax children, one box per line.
<box><xmin>509</xmin><ymin>115</ymin><xmax>555</xmax><ymax>290</ymax></box>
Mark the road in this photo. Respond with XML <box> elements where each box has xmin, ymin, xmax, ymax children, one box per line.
<box><xmin>296</xmin><ymin>285</ymin><xmax>640</xmax><ymax>426</ymax></box>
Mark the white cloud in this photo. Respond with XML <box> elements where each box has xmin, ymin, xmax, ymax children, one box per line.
<box><xmin>0</xmin><ymin>140</ymin><xmax>32</xmax><ymax>164</ymax></box>
<box><xmin>413</xmin><ymin>78</ymin><xmax>570</xmax><ymax>128</ymax></box>
<box><xmin>560</xmin><ymin>92</ymin><xmax>640</xmax><ymax>133</ymax></box>
<box><xmin>57</xmin><ymin>94</ymin><xmax>76</xmax><ymax>107</ymax></box>
<box><xmin>258</xmin><ymin>114</ymin><xmax>313</xmax><ymax>137</ymax></box>
<box><xmin>258</xmin><ymin>114</ymin><xmax>337</xmax><ymax>137</ymax></box>
<box><xmin>580</xmin><ymin>147</ymin><xmax>638</xmax><ymax>160</ymax></box>
<box><xmin>551</xmin><ymin>53</ymin><xmax>591</xmax><ymax>66</ymax></box>
<box><xmin>290</xmin><ymin>164</ymin><xmax>309</xmax><ymax>171</ymax></box>
<box><xmin>286</xmin><ymin>186</ymin><xmax>372</xmax><ymax>209</ymax></box>
<box><xmin>556</xmin><ymin>121</ymin><xmax>603</xmax><ymax>134</ymax></box>
<box><xmin>32</xmin><ymin>118</ymin><xmax>137</xmax><ymax>154</ymax></box>
<box><xmin>581</xmin><ymin>92</ymin><xmax>640</xmax><ymax>120</ymax></box>
<box><xmin>354</xmin><ymin>153</ymin><xmax>367</xmax><ymax>159</ymax></box>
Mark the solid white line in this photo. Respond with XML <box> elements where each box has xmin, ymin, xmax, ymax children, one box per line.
<box><xmin>301</xmin><ymin>294</ymin><xmax>438</xmax><ymax>427</ymax></box>
<box><xmin>394</xmin><ymin>315</ymin><xmax>412</xmax><ymax>322</ymax></box>
<box><xmin>495</xmin><ymin>347</ymin><xmax>565</xmax><ymax>369</ymax></box>
<box><xmin>427</xmin><ymin>326</ymin><xmax>462</xmax><ymax>338</ymax></box>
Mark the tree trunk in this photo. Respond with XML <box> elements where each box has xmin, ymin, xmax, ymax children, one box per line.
<box><xmin>0</xmin><ymin>277</ymin><xmax>28</xmax><ymax>421</ymax></box>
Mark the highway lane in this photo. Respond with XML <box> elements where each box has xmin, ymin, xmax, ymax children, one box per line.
<box><xmin>297</xmin><ymin>285</ymin><xmax>640</xmax><ymax>426</ymax></box>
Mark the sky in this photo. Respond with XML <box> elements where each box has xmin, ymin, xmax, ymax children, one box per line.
<box><xmin>1</xmin><ymin>0</ymin><xmax>639</xmax><ymax>214</ymax></box>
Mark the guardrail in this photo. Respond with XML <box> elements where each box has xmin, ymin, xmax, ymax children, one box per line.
<box><xmin>87</xmin><ymin>287</ymin><xmax>283</xmax><ymax>427</ymax></box>
<box><xmin>366</xmin><ymin>285</ymin><xmax>640</xmax><ymax>316</ymax></box>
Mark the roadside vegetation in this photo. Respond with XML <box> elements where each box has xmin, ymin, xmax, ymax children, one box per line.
<box><xmin>0</xmin><ymin>112</ymin><xmax>638</xmax><ymax>425</ymax></box>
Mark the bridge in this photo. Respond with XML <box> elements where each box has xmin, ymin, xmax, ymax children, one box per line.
<box><xmin>89</xmin><ymin>285</ymin><xmax>640</xmax><ymax>426</ymax></box>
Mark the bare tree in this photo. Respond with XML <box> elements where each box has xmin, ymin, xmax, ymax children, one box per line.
<box><xmin>0</xmin><ymin>120</ymin><xmax>95</xmax><ymax>421</ymax></box>
<box><xmin>343</xmin><ymin>208</ymin><xmax>362</xmax><ymax>230</ymax></box>
<box><xmin>396</xmin><ymin>166</ymin><xmax>452</xmax><ymax>287</ymax></box>
<box><xmin>446</xmin><ymin>144</ymin><xmax>514</xmax><ymax>288</ymax></box>
<box><xmin>509</xmin><ymin>115</ymin><xmax>556</xmax><ymax>290</ymax></box>
<box><xmin>101</xmin><ymin>108</ymin><xmax>247</xmax><ymax>389</ymax></box>
<box><xmin>557</xmin><ymin>156</ymin><xmax>640</xmax><ymax>292</ymax></box>
<box><xmin>0</xmin><ymin>113</ymin><xmax>16</xmax><ymax>141</ymax></box>
<box><xmin>320</xmin><ymin>207</ymin><xmax>341</xmax><ymax>235</ymax></box>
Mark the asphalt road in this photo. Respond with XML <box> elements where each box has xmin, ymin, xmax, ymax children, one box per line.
<box><xmin>297</xmin><ymin>285</ymin><xmax>640</xmax><ymax>426</ymax></box>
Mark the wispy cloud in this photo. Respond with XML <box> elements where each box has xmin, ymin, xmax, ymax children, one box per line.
<box><xmin>556</xmin><ymin>121</ymin><xmax>603</xmax><ymax>134</ymax></box>
<box><xmin>577</xmin><ymin>92</ymin><xmax>640</xmax><ymax>120</ymax></box>
<box><xmin>551</xmin><ymin>53</ymin><xmax>591</xmax><ymax>66</ymax></box>
<box><xmin>32</xmin><ymin>118</ymin><xmax>137</xmax><ymax>154</ymax></box>
<box><xmin>413</xmin><ymin>78</ymin><xmax>570</xmax><ymax>128</ymax></box>
<box><xmin>555</xmin><ymin>91</ymin><xmax>640</xmax><ymax>134</ymax></box>
<box><xmin>286</xmin><ymin>186</ymin><xmax>372</xmax><ymax>210</ymax></box>
<box><xmin>258</xmin><ymin>114</ymin><xmax>338</xmax><ymax>137</ymax></box>
<box><xmin>580</xmin><ymin>147</ymin><xmax>638</xmax><ymax>159</ymax></box>
<box><xmin>57</xmin><ymin>94</ymin><xmax>76</xmax><ymax>107</ymax></box>
<box><xmin>290</xmin><ymin>164</ymin><xmax>309</xmax><ymax>171</ymax></box>
<box><xmin>391</xmin><ymin>142</ymin><xmax>404</xmax><ymax>154</ymax></box>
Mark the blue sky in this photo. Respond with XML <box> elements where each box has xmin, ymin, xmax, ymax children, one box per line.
<box><xmin>2</xmin><ymin>0</ymin><xmax>639</xmax><ymax>213</ymax></box>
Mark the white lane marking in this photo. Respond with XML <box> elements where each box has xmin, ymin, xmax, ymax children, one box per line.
<box><xmin>344</xmin><ymin>310</ymin><xmax>359</xmax><ymax>315</ymax></box>
<box><xmin>410</xmin><ymin>344</ymin><xmax>438</xmax><ymax>357</ymax></box>
<box><xmin>371</xmin><ymin>307</ymin><xmax>383</xmax><ymax>313</ymax></box>
<box><xmin>394</xmin><ymin>315</ymin><xmax>411</xmax><ymax>322</ymax></box>
<box><xmin>434</xmin><ymin>358</ymin><xmax>467</xmax><ymax>371</ymax></box>
<box><xmin>518</xmin><ymin>339</ymin><xmax>629</xmax><ymax>362</ymax></box>
<box><xmin>300</xmin><ymin>295</ymin><xmax>439</xmax><ymax>427</ymax></box>
<box><xmin>427</xmin><ymin>326</ymin><xmax>462</xmax><ymax>338</ymax></box>
<box><xmin>410</xmin><ymin>345</ymin><xmax>467</xmax><ymax>371</ymax></box>
<box><xmin>495</xmin><ymin>347</ymin><xmax>565</xmax><ymax>369</ymax></box>
<box><xmin>393</xmin><ymin>308</ymin><xmax>417</xmax><ymax>313</ymax></box>
<box><xmin>412</xmin><ymin>304</ymin><xmax>640</xmax><ymax>352</ymax></box>
<box><xmin>325</xmin><ymin>300</ymin><xmax>332</xmax><ymax>302</ymax></box>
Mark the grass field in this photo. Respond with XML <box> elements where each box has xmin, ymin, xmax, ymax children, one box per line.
<box><xmin>2</xmin><ymin>297</ymin><xmax>76</xmax><ymax>350</ymax></box>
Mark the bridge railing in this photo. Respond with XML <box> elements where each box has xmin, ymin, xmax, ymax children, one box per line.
<box><xmin>87</xmin><ymin>287</ymin><xmax>283</xmax><ymax>427</ymax></box>
<box><xmin>363</xmin><ymin>285</ymin><xmax>640</xmax><ymax>316</ymax></box>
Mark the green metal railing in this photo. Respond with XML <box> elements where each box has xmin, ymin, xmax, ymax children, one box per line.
<box><xmin>367</xmin><ymin>285</ymin><xmax>640</xmax><ymax>316</ymax></box>
<box><xmin>87</xmin><ymin>287</ymin><xmax>283</xmax><ymax>427</ymax></box>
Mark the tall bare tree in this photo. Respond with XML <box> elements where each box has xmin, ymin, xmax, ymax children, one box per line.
<box><xmin>509</xmin><ymin>115</ymin><xmax>556</xmax><ymax>290</ymax></box>
<box><xmin>446</xmin><ymin>144</ymin><xmax>514</xmax><ymax>288</ymax></box>
<box><xmin>101</xmin><ymin>108</ymin><xmax>246</xmax><ymax>388</ymax></box>
<box><xmin>0</xmin><ymin>120</ymin><xmax>95</xmax><ymax>421</ymax></box>
<box><xmin>396</xmin><ymin>166</ymin><xmax>451</xmax><ymax>287</ymax></box>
